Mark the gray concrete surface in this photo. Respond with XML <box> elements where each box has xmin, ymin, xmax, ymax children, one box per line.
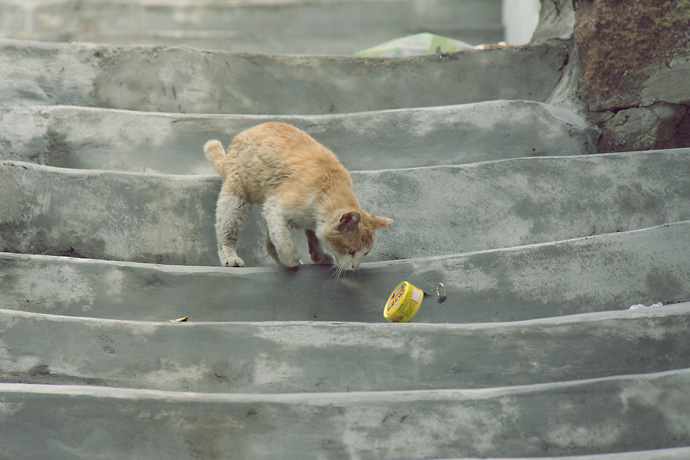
<box><xmin>0</xmin><ymin>161</ymin><xmax>219</xmax><ymax>265</ymax></box>
<box><xmin>1</xmin><ymin>2</ymin><xmax>689</xmax><ymax>458</ymax></box>
<box><xmin>1</xmin><ymin>370</ymin><xmax>690</xmax><ymax>459</ymax></box>
<box><xmin>2</xmin><ymin>149</ymin><xmax>689</xmax><ymax>266</ymax></box>
<box><xmin>1</xmin><ymin>304</ymin><xmax>689</xmax><ymax>393</ymax></box>
<box><xmin>0</xmin><ymin>101</ymin><xmax>596</xmax><ymax>174</ymax></box>
<box><xmin>452</xmin><ymin>449</ymin><xmax>690</xmax><ymax>460</ymax></box>
<box><xmin>0</xmin><ymin>38</ymin><xmax>569</xmax><ymax>114</ymax></box>
<box><xmin>2</xmin><ymin>221</ymin><xmax>689</xmax><ymax>323</ymax></box>
<box><xmin>0</xmin><ymin>0</ymin><xmax>503</xmax><ymax>55</ymax></box>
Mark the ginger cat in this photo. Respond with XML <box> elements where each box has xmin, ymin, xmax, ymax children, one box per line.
<box><xmin>204</xmin><ymin>122</ymin><xmax>392</xmax><ymax>270</ymax></box>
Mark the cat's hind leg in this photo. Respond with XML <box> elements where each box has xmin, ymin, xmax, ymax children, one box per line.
<box><xmin>262</xmin><ymin>197</ymin><xmax>301</xmax><ymax>268</ymax></box>
<box><xmin>215</xmin><ymin>190</ymin><xmax>251</xmax><ymax>267</ymax></box>
<box><xmin>306</xmin><ymin>229</ymin><xmax>333</xmax><ymax>265</ymax></box>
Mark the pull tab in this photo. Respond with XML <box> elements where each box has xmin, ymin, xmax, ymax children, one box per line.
<box><xmin>435</xmin><ymin>283</ymin><xmax>447</xmax><ymax>303</ymax></box>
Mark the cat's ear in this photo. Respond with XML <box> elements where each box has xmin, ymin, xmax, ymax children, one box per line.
<box><xmin>370</xmin><ymin>213</ymin><xmax>393</xmax><ymax>230</ymax></box>
<box><xmin>338</xmin><ymin>211</ymin><xmax>361</xmax><ymax>233</ymax></box>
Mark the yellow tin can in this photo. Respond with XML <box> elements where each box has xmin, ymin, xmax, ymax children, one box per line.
<box><xmin>383</xmin><ymin>281</ymin><xmax>424</xmax><ymax>323</ymax></box>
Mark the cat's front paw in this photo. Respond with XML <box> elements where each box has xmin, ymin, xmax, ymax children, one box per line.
<box><xmin>310</xmin><ymin>252</ymin><xmax>333</xmax><ymax>265</ymax></box>
<box><xmin>278</xmin><ymin>249</ymin><xmax>302</xmax><ymax>268</ymax></box>
<box><xmin>221</xmin><ymin>255</ymin><xmax>245</xmax><ymax>267</ymax></box>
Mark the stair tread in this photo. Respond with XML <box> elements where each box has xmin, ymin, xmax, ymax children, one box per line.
<box><xmin>0</xmin><ymin>38</ymin><xmax>569</xmax><ymax>114</ymax></box>
<box><xmin>1</xmin><ymin>100</ymin><xmax>595</xmax><ymax>174</ymax></box>
<box><xmin>1</xmin><ymin>369</ymin><xmax>689</xmax><ymax>459</ymax></box>
<box><xmin>1</xmin><ymin>303</ymin><xmax>689</xmax><ymax>393</ymax></box>
<box><xmin>2</xmin><ymin>221</ymin><xmax>689</xmax><ymax>323</ymax></box>
<box><xmin>2</xmin><ymin>149</ymin><xmax>689</xmax><ymax>266</ymax></box>
<box><xmin>1</xmin><ymin>0</ymin><xmax>503</xmax><ymax>55</ymax></box>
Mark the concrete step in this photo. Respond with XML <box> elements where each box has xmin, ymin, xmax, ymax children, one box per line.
<box><xmin>1</xmin><ymin>369</ymin><xmax>689</xmax><ymax>459</ymax></box>
<box><xmin>2</xmin><ymin>149</ymin><xmax>689</xmax><ymax>266</ymax></box>
<box><xmin>0</xmin><ymin>0</ymin><xmax>503</xmax><ymax>55</ymax></box>
<box><xmin>0</xmin><ymin>38</ymin><xmax>569</xmax><ymax>114</ymax></box>
<box><xmin>1</xmin><ymin>1</ymin><xmax>687</xmax><ymax>458</ymax></box>
<box><xmin>2</xmin><ymin>304</ymin><xmax>689</xmax><ymax>393</ymax></box>
<box><xmin>0</xmin><ymin>101</ymin><xmax>596</xmax><ymax>174</ymax></box>
<box><xmin>2</xmin><ymin>221</ymin><xmax>689</xmax><ymax>323</ymax></box>
<box><xmin>450</xmin><ymin>449</ymin><xmax>690</xmax><ymax>460</ymax></box>
<box><xmin>473</xmin><ymin>449</ymin><xmax>690</xmax><ymax>460</ymax></box>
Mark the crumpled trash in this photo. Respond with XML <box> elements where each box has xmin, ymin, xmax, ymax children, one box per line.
<box><xmin>628</xmin><ymin>302</ymin><xmax>663</xmax><ymax>310</ymax></box>
<box><xmin>355</xmin><ymin>32</ymin><xmax>473</xmax><ymax>57</ymax></box>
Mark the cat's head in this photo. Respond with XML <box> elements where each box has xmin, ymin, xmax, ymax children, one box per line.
<box><xmin>320</xmin><ymin>210</ymin><xmax>393</xmax><ymax>270</ymax></box>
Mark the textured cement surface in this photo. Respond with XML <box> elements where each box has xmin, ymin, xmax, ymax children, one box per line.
<box><xmin>0</xmin><ymin>0</ymin><xmax>503</xmax><ymax>55</ymax></box>
<box><xmin>0</xmin><ymin>101</ymin><xmax>596</xmax><ymax>174</ymax></box>
<box><xmin>452</xmin><ymin>448</ymin><xmax>690</xmax><ymax>460</ymax></box>
<box><xmin>2</xmin><ymin>221</ymin><xmax>689</xmax><ymax>323</ymax></box>
<box><xmin>1</xmin><ymin>304</ymin><xmax>689</xmax><ymax>393</ymax></box>
<box><xmin>2</xmin><ymin>149</ymin><xmax>689</xmax><ymax>266</ymax></box>
<box><xmin>1</xmin><ymin>4</ymin><xmax>689</xmax><ymax>458</ymax></box>
<box><xmin>0</xmin><ymin>38</ymin><xmax>569</xmax><ymax>114</ymax></box>
<box><xmin>1</xmin><ymin>370</ymin><xmax>690</xmax><ymax>459</ymax></box>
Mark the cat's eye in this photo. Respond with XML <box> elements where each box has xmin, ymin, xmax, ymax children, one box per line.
<box><xmin>348</xmin><ymin>250</ymin><xmax>356</xmax><ymax>256</ymax></box>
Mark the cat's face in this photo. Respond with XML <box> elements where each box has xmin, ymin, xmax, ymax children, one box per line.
<box><xmin>321</xmin><ymin>211</ymin><xmax>392</xmax><ymax>270</ymax></box>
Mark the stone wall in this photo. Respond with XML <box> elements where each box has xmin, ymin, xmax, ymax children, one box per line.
<box><xmin>535</xmin><ymin>0</ymin><xmax>690</xmax><ymax>153</ymax></box>
<box><xmin>575</xmin><ymin>0</ymin><xmax>690</xmax><ymax>152</ymax></box>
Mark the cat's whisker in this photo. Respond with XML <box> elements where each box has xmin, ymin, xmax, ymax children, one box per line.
<box><xmin>328</xmin><ymin>265</ymin><xmax>346</xmax><ymax>284</ymax></box>
<box><xmin>326</xmin><ymin>265</ymin><xmax>339</xmax><ymax>282</ymax></box>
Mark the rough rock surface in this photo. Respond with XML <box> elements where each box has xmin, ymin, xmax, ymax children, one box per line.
<box><xmin>531</xmin><ymin>0</ymin><xmax>576</xmax><ymax>44</ymax></box>
<box><xmin>573</xmin><ymin>0</ymin><xmax>690</xmax><ymax>151</ymax></box>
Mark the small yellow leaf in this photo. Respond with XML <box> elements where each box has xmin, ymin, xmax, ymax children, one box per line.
<box><xmin>169</xmin><ymin>316</ymin><xmax>188</xmax><ymax>323</ymax></box>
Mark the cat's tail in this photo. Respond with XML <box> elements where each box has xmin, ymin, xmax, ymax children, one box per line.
<box><xmin>204</xmin><ymin>140</ymin><xmax>226</xmax><ymax>175</ymax></box>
